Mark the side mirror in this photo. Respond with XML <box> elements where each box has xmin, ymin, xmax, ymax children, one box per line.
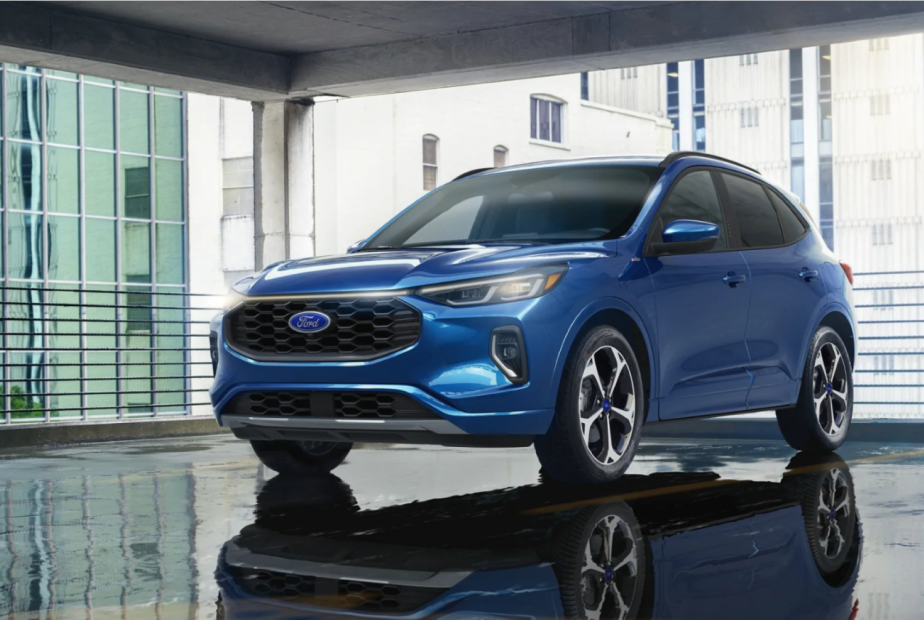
<box><xmin>650</xmin><ymin>219</ymin><xmax>720</xmax><ymax>255</ymax></box>
<box><xmin>346</xmin><ymin>239</ymin><xmax>365</xmax><ymax>253</ymax></box>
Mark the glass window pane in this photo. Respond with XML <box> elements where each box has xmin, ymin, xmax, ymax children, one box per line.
<box><xmin>48</xmin><ymin>215</ymin><xmax>80</xmax><ymax>281</ymax></box>
<box><xmin>154</xmin><ymin>95</ymin><xmax>182</xmax><ymax>157</ymax></box>
<box><xmin>84</xmin><ymin>84</ymin><xmax>115</xmax><ymax>150</ymax></box>
<box><xmin>86</xmin><ymin>218</ymin><xmax>116</xmax><ymax>282</ymax></box>
<box><xmin>84</xmin><ymin>75</ymin><xmax>113</xmax><ymax>86</ymax></box>
<box><xmin>84</xmin><ymin>287</ymin><xmax>117</xmax><ymax>418</ymax></box>
<box><xmin>7</xmin><ymin>141</ymin><xmax>43</xmax><ymax>211</ymax></box>
<box><xmin>722</xmin><ymin>173</ymin><xmax>784</xmax><ymax>248</ymax></box>
<box><xmin>47</xmin><ymin>146</ymin><xmax>80</xmax><ymax>214</ymax></box>
<box><xmin>45</xmin><ymin>69</ymin><xmax>77</xmax><ymax>79</ymax></box>
<box><xmin>45</xmin><ymin>78</ymin><xmax>79</xmax><ymax>145</ymax></box>
<box><xmin>539</xmin><ymin>100</ymin><xmax>550</xmax><ymax>141</ymax></box>
<box><xmin>120</xmin><ymin>89</ymin><xmax>149</xmax><ymax>154</ymax></box>
<box><xmin>657</xmin><ymin>170</ymin><xmax>726</xmax><ymax>250</ymax></box>
<box><xmin>121</xmin><ymin>155</ymin><xmax>151</xmax><ymax>218</ymax></box>
<box><xmin>551</xmin><ymin>102</ymin><xmax>561</xmax><ymax>143</ymax></box>
<box><xmin>156</xmin><ymin>223</ymin><xmax>184</xmax><ymax>284</ymax></box>
<box><xmin>8</xmin><ymin>212</ymin><xmax>44</xmax><ymax>279</ymax></box>
<box><xmin>768</xmin><ymin>190</ymin><xmax>807</xmax><ymax>244</ymax></box>
<box><xmin>122</xmin><ymin>221</ymin><xmax>151</xmax><ymax>283</ymax></box>
<box><xmin>155</xmin><ymin>158</ymin><xmax>183</xmax><ymax>221</ymax></box>
<box><xmin>6</xmin><ymin>72</ymin><xmax>42</xmax><ymax>141</ymax></box>
<box><xmin>85</xmin><ymin>150</ymin><xmax>116</xmax><ymax>216</ymax></box>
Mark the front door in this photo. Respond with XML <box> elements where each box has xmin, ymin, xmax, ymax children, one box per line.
<box><xmin>644</xmin><ymin>169</ymin><xmax>751</xmax><ymax>419</ymax></box>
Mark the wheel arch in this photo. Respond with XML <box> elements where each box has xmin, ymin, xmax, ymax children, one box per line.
<box><xmin>552</xmin><ymin>299</ymin><xmax>657</xmax><ymax>423</ymax></box>
<box><xmin>816</xmin><ymin>309</ymin><xmax>856</xmax><ymax>369</ymax></box>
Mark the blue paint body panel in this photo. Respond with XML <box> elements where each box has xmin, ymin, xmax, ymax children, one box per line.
<box><xmin>211</xmin><ymin>155</ymin><xmax>855</xmax><ymax>435</ymax></box>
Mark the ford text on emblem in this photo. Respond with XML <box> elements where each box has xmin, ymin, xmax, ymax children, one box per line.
<box><xmin>288</xmin><ymin>311</ymin><xmax>331</xmax><ymax>334</ymax></box>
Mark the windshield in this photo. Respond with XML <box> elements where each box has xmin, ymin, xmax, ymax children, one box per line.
<box><xmin>362</xmin><ymin>165</ymin><xmax>662</xmax><ymax>249</ymax></box>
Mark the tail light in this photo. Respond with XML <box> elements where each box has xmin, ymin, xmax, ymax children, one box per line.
<box><xmin>839</xmin><ymin>261</ymin><xmax>854</xmax><ymax>286</ymax></box>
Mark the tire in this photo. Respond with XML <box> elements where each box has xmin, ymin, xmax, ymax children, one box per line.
<box><xmin>535</xmin><ymin>326</ymin><xmax>645</xmax><ymax>484</ymax></box>
<box><xmin>249</xmin><ymin>439</ymin><xmax>352</xmax><ymax>475</ymax></box>
<box><xmin>546</xmin><ymin>502</ymin><xmax>646</xmax><ymax>619</ymax></box>
<box><xmin>776</xmin><ymin>326</ymin><xmax>853</xmax><ymax>452</ymax></box>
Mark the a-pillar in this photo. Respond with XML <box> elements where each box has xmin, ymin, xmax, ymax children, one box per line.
<box><xmin>252</xmin><ymin>99</ymin><xmax>315</xmax><ymax>271</ymax></box>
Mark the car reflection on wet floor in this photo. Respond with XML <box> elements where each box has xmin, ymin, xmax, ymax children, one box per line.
<box><xmin>216</xmin><ymin>452</ymin><xmax>860</xmax><ymax>620</ymax></box>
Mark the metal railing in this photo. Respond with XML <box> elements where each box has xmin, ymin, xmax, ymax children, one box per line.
<box><xmin>0</xmin><ymin>285</ymin><xmax>220</xmax><ymax>424</ymax></box>
<box><xmin>853</xmin><ymin>270</ymin><xmax>924</xmax><ymax>417</ymax></box>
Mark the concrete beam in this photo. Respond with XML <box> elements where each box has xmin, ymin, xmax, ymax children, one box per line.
<box><xmin>0</xmin><ymin>2</ymin><xmax>287</xmax><ymax>100</ymax></box>
<box><xmin>291</xmin><ymin>1</ymin><xmax>924</xmax><ymax>97</ymax></box>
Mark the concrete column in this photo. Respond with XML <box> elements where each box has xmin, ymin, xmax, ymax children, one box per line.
<box><xmin>678</xmin><ymin>60</ymin><xmax>694</xmax><ymax>151</ymax></box>
<box><xmin>252</xmin><ymin>99</ymin><xmax>315</xmax><ymax>271</ymax></box>
<box><xmin>802</xmin><ymin>47</ymin><xmax>821</xmax><ymax>222</ymax></box>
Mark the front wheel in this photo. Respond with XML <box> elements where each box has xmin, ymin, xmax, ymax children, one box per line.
<box><xmin>776</xmin><ymin>326</ymin><xmax>853</xmax><ymax>452</ymax></box>
<box><xmin>249</xmin><ymin>439</ymin><xmax>352</xmax><ymax>475</ymax></box>
<box><xmin>535</xmin><ymin>326</ymin><xmax>645</xmax><ymax>484</ymax></box>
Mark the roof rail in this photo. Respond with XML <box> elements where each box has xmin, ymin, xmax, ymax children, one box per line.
<box><xmin>659</xmin><ymin>151</ymin><xmax>760</xmax><ymax>175</ymax></box>
<box><xmin>453</xmin><ymin>167</ymin><xmax>493</xmax><ymax>181</ymax></box>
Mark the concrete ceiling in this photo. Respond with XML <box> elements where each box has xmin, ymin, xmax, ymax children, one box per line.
<box><xmin>1</xmin><ymin>1</ymin><xmax>924</xmax><ymax>101</ymax></box>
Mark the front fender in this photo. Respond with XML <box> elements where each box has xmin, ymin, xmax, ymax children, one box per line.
<box><xmin>549</xmin><ymin>296</ymin><xmax>660</xmax><ymax>423</ymax></box>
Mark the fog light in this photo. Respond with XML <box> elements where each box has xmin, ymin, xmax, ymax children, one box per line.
<box><xmin>491</xmin><ymin>326</ymin><xmax>527</xmax><ymax>384</ymax></box>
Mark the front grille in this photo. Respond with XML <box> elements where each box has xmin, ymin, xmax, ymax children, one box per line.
<box><xmin>224</xmin><ymin>391</ymin><xmax>439</xmax><ymax>420</ymax></box>
<box><xmin>225</xmin><ymin>297</ymin><xmax>421</xmax><ymax>361</ymax></box>
<box><xmin>226</xmin><ymin>566</ymin><xmax>444</xmax><ymax>613</ymax></box>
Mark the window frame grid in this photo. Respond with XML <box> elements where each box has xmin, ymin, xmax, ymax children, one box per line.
<box><xmin>1</xmin><ymin>65</ymin><xmax>189</xmax><ymax>425</ymax></box>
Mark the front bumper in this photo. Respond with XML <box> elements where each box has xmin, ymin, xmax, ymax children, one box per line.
<box><xmin>210</xmin><ymin>293</ymin><xmax>570</xmax><ymax>439</ymax></box>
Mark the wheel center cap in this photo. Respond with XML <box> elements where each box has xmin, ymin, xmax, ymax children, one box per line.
<box><xmin>829</xmin><ymin>509</ymin><xmax>836</xmax><ymax>520</ymax></box>
<box><xmin>603</xmin><ymin>399</ymin><xmax>611</xmax><ymax>412</ymax></box>
<box><xmin>605</xmin><ymin>567</ymin><xmax>613</xmax><ymax>582</ymax></box>
<box><xmin>826</xmin><ymin>384</ymin><xmax>832</xmax><ymax>394</ymax></box>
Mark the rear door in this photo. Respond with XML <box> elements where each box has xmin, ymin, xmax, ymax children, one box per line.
<box><xmin>643</xmin><ymin>169</ymin><xmax>752</xmax><ymax>419</ymax></box>
<box><xmin>718</xmin><ymin>172</ymin><xmax>827</xmax><ymax>409</ymax></box>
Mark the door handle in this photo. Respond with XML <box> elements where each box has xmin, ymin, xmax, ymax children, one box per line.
<box><xmin>723</xmin><ymin>273</ymin><xmax>746</xmax><ymax>287</ymax></box>
<box><xmin>799</xmin><ymin>269</ymin><xmax>819</xmax><ymax>282</ymax></box>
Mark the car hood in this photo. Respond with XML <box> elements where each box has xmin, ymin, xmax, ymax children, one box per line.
<box><xmin>239</xmin><ymin>244</ymin><xmax>612</xmax><ymax>296</ymax></box>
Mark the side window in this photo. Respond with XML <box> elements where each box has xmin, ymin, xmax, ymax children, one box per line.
<box><xmin>767</xmin><ymin>190</ymin><xmax>808</xmax><ymax>243</ymax></box>
<box><xmin>722</xmin><ymin>173</ymin><xmax>784</xmax><ymax>248</ymax></box>
<box><xmin>655</xmin><ymin>170</ymin><xmax>727</xmax><ymax>250</ymax></box>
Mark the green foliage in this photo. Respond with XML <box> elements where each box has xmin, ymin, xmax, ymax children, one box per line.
<box><xmin>0</xmin><ymin>385</ymin><xmax>45</xmax><ymax>419</ymax></box>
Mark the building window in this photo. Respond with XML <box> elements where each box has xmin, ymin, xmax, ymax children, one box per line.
<box><xmin>871</xmin><ymin>159</ymin><xmax>892</xmax><ymax>181</ymax></box>
<box><xmin>872</xmin><ymin>289</ymin><xmax>894</xmax><ymax>312</ymax></box>
<box><xmin>619</xmin><ymin>67</ymin><xmax>638</xmax><ymax>79</ymax></box>
<box><xmin>493</xmin><ymin>146</ymin><xmax>508</xmax><ymax>168</ymax></box>
<box><xmin>870</xmin><ymin>94</ymin><xmax>891</xmax><ymax>116</ymax></box>
<box><xmin>666</xmin><ymin>62</ymin><xmax>680</xmax><ymax>151</ymax></box>
<box><xmin>530</xmin><ymin>97</ymin><xmax>563</xmax><ymax>143</ymax></box>
<box><xmin>1</xmin><ymin>63</ymin><xmax>187</xmax><ymax>421</ymax></box>
<box><xmin>739</xmin><ymin>53</ymin><xmax>759</xmax><ymax>66</ymax></box>
<box><xmin>789</xmin><ymin>48</ymin><xmax>805</xmax><ymax>201</ymax></box>
<box><xmin>740</xmin><ymin>106</ymin><xmax>760</xmax><ymax>128</ymax></box>
<box><xmin>872</xmin><ymin>223</ymin><xmax>894</xmax><ymax>246</ymax></box>
<box><xmin>692</xmin><ymin>59</ymin><xmax>706</xmax><ymax>151</ymax></box>
<box><xmin>580</xmin><ymin>72</ymin><xmax>589</xmax><ymax>100</ymax></box>
<box><xmin>422</xmin><ymin>135</ymin><xmax>439</xmax><ymax>191</ymax></box>
<box><xmin>869</xmin><ymin>38</ymin><xmax>890</xmax><ymax>52</ymax></box>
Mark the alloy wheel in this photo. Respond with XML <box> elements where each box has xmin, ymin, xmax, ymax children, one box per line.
<box><xmin>580</xmin><ymin>513</ymin><xmax>640</xmax><ymax>620</ymax></box>
<box><xmin>815</xmin><ymin>468</ymin><xmax>851</xmax><ymax>560</ymax></box>
<box><xmin>812</xmin><ymin>343</ymin><xmax>849</xmax><ymax>439</ymax></box>
<box><xmin>579</xmin><ymin>346</ymin><xmax>636</xmax><ymax>465</ymax></box>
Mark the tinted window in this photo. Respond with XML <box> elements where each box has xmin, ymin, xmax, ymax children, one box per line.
<box><xmin>655</xmin><ymin>170</ymin><xmax>726</xmax><ymax>250</ymax></box>
<box><xmin>722</xmin><ymin>173</ymin><xmax>784</xmax><ymax>248</ymax></box>
<box><xmin>767</xmin><ymin>190</ymin><xmax>807</xmax><ymax>243</ymax></box>
<box><xmin>364</xmin><ymin>166</ymin><xmax>661</xmax><ymax>249</ymax></box>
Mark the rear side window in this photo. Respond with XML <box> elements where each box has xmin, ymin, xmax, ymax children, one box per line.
<box><xmin>767</xmin><ymin>190</ymin><xmax>808</xmax><ymax>243</ymax></box>
<box><xmin>655</xmin><ymin>170</ymin><xmax>727</xmax><ymax>250</ymax></box>
<box><xmin>722</xmin><ymin>173</ymin><xmax>784</xmax><ymax>248</ymax></box>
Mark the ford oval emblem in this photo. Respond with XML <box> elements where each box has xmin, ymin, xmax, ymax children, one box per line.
<box><xmin>288</xmin><ymin>311</ymin><xmax>331</xmax><ymax>334</ymax></box>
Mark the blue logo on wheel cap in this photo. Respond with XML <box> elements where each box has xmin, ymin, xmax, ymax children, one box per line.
<box><xmin>288</xmin><ymin>311</ymin><xmax>331</xmax><ymax>334</ymax></box>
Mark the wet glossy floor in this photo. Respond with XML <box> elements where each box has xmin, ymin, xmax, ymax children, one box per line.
<box><xmin>1</xmin><ymin>436</ymin><xmax>922</xmax><ymax>619</ymax></box>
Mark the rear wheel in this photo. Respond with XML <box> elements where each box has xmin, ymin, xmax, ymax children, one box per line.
<box><xmin>535</xmin><ymin>326</ymin><xmax>644</xmax><ymax>484</ymax></box>
<box><xmin>776</xmin><ymin>327</ymin><xmax>853</xmax><ymax>452</ymax></box>
<box><xmin>249</xmin><ymin>440</ymin><xmax>352</xmax><ymax>475</ymax></box>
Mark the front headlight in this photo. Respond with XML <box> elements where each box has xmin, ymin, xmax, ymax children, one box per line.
<box><xmin>417</xmin><ymin>264</ymin><xmax>568</xmax><ymax>306</ymax></box>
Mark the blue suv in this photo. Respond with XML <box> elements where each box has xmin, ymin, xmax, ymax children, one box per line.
<box><xmin>210</xmin><ymin>152</ymin><xmax>856</xmax><ymax>484</ymax></box>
